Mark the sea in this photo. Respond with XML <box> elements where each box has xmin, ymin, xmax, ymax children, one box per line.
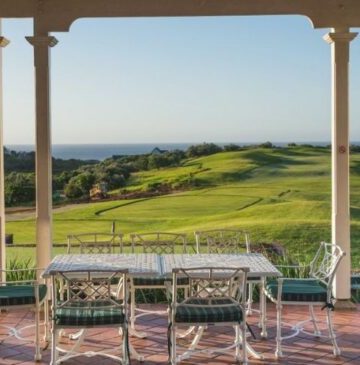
<box><xmin>5</xmin><ymin>142</ymin><xmax>335</xmax><ymax>161</ymax></box>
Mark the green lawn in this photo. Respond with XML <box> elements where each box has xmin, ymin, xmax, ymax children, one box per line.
<box><xmin>5</xmin><ymin>146</ymin><xmax>360</xmax><ymax>268</ymax></box>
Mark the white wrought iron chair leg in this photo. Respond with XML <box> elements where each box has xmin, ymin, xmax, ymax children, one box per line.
<box><xmin>234</xmin><ymin>325</ymin><xmax>240</xmax><ymax>361</ymax></box>
<box><xmin>171</xmin><ymin>324</ymin><xmax>177</xmax><ymax>365</ymax></box>
<box><xmin>241</xmin><ymin>321</ymin><xmax>248</xmax><ymax>365</ymax></box>
<box><xmin>188</xmin><ymin>326</ymin><xmax>205</xmax><ymax>350</ymax></box>
<box><xmin>130</xmin><ymin>284</ymin><xmax>136</xmax><ymax>333</ymax></box>
<box><xmin>129</xmin><ymin>286</ymin><xmax>147</xmax><ymax>339</ymax></box>
<box><xmin>69</xmin><ymin>329</ymin><xmax>84</xmax><ymax>340</ymax></box>
<box><xmin>122</xmin><ymin>324</ymin><xmax>128</xmax><ymax>365</ymax></box>
<box><xmin>34</xmin><ymin>301</ymin><xmax>42</xmax><ymax>361</ymax></box>
<box><xmin>51</xmin><ymin>328</ymin><xmax>58</xmax><ymax>365</ymax></box>
<box><xmin>309</xmin><ymin>304</ymin><xmax>321</xmax><ymax>336</ymax></box>
<box><xmin>275</xmin><ymin>303</ymin><xmax>283</xmax><ymax>358</ymax></box>
<box><xmin>247</xmin><ymin>283</ymin><xmax>253</xmax><ymax>315</ymax></box>
<box><xmin>44</xmin><ymin>299</ymin><xmax>50</xmax><ymax>342</ymax></box>
<box><xmin>176</xmin><ymin>326</ymin><xmax>195</xmax><ymax>338</ymax></box>
<box><xmin>326</xmin><ymin>307</ymin><xmax>341</xmax><ymax>356</ymax></box>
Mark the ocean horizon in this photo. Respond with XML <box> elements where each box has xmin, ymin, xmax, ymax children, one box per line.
<box><xmin>5</xmin><ymin>142</ymin><xmax>342</xmax><ymax>161</ymax></box>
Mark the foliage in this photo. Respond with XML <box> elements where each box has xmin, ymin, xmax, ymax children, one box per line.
<box><xmin>258</xmin><ymin>141</ymin><xmax>273</xmax><ymax>149</ymax></box>
<box><xmin>5</xmin><ymin>172</ymin><xmax>35</xmax><ymax>206</ymax></box>
<box><xmin>64</xmin><ymin>172</ymin><xmax>96</xmax><ymax>199</ymax></box>
<box><xmin>4</xmin><ymin>147</ymin><xmax>96</xmax><ymax>174</ymax></box>
<box><xmin>223</xmin><ymin>144</ymin><xmax>241</xmax><ymax>152</ymax></box>
<box><xmin>186</xmin><ymin>143</ymin><xmax>223</xmax><ymax>158</ymax></box>
<box><xmin>6</xmin><ymin>257</ymin><xmax>36</xmax><ymax>282</ymax></box>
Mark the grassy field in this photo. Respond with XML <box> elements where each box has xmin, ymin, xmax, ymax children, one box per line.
<box><xmin>5</xmin><ymin>146</ymin><xmax>360</xmax><ymax>268</ymax></box>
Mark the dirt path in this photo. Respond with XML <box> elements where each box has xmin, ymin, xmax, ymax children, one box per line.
<box><xmin>5</xmin><ymin>203</ymin><xmax>86</xmax><ymax>222</ymax></box>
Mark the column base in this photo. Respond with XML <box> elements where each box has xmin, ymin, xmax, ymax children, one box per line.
<box><xmin>334</xmin><ymin>299</ymin><xmax>357</xmax><ymax>310</ymax></box>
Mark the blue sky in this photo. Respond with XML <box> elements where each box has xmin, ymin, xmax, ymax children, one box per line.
<box><xmin>2</xmin><ymin>17</ymin><xmax>360</xmax><ymax>144</ymax></box>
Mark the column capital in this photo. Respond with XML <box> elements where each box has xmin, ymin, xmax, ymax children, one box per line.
<box><xmin>323</xmin><ymin>31</ymin><xmax>358</xmax><ymax>44</ymax></box>
<box><xmin>25</xmin><ymin>36</ymin><xmax>58</xmax><ymax>48</ymax></box>
<box><xmin>0</xmin><ymin>37</ymin><xmax>10</xmax><ymax>48</ymax></box>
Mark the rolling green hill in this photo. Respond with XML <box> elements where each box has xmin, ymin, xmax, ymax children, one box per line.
<box><xmin>6</xmin><ymin>146</ymin><xmax>360</xmax><ymax>268</ymax></box>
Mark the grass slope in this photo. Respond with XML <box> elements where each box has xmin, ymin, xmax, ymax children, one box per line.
<box><xmin>6</xmin><ymin>146</ymin><xmax>360</xmax><ymax>267</ymax></box>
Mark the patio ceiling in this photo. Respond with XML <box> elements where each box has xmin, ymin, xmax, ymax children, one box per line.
<box><xmin>0</xmin><ymin>0</ymin><xmax>359</xmax><ymax>301</ymax></box>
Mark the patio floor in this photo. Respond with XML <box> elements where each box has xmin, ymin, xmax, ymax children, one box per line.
<box><xmin>0</xmin><ymin>304</ymin><xmax>359</xmax><ymax>365</ymax></box>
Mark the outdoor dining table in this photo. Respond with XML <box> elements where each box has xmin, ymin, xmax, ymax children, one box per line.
<box><xmin>43</xmin><ymin>252</ymin><xmax>281</xmax><ymax>360</ymax></box>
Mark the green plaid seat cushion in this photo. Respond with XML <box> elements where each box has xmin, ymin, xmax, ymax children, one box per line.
<box><xmin>351</xmin><ymin>275</ymin><xmax>360</xmax><ymax>290</ymax></box>
<box><xmin>133</xmin><ymin>277</ymin><xmax>189</xmax><ymax>286</ymax></box>
<box><xmin>266</xmin><ymin>279</ymin><xmax>327</xmax><ymax>302</ymax></box>
<box><xmin>175</xmin><ymin>298</ymin><xmax>243</xmax><ymax>324</ymax></box>
<box><xmin>0</xmin><ymin>284</ymin><xmax>47</xmax><ymax>307</ymax></box>
<box><xmin>55</xmin><ymin>301</ymin><xmax>125</xmax><ymax>326</ymax></box>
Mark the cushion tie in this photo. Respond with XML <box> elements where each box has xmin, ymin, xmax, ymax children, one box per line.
<box><xmin>321</xmin><ymin>302</ymin><xmax>335</xmax><ymax>311</ymax></box>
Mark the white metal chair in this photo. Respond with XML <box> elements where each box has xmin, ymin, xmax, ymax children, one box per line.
<box><xmin>264</xmin><ymin>242</ymin><xmax>345</xmax><ymax>358</ymax></box>
<box><xmin>129</xmin><ymin>232</ymin><xmax>187</xmax><ymax>338</ymax></box>
<box><xmin>0</xmin><ymin>268</ymin><xmax>49</xmax><ymax>361</ymax></box>
<box><xmin>50</xmin><ymin>270</ymin><xmax>129</xmax><ymax>364</ymax></box>
<box><xmin>67</xmin><ymin>232</ymin><xmax>124</xmax><ymax>254</ymax></box>
<box><xmin>194</xmin><ymin>229</ymin><xmax>262</xmax><ymax>319</ymax></box>
<box><xmin>168</xmin><ymin>267</ymin><xmax>249</xmax><ymax>364</ymax></box>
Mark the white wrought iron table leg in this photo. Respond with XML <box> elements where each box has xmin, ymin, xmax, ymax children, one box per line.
<box><xmin>247</xmin><ymin>282</ymin><xmax>253</xmax><ymax>315</ymax></box>
<box><xmin>260</xmin><ymin>277</ymin><xmax>267</xmax><ymax>338</ymax></box>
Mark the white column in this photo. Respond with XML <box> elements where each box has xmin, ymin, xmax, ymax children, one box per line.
<box><xmin>0</xmin><ymin>25</ymin><xmax>9</xmax><ymax>279</ymax></box>
<box><xmin>324</xmin><ymin>28</ymin><xmax>358</xmax><ymax>300</ymax></box>
<box><xmin>26</xmin><ymin>35</ymin><xmax>58</xmax><ymax>272</ymax></box>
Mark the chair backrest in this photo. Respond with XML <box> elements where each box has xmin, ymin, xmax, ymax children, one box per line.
<box><xmin>52</xmin><ymin>270</ymin><xmax>128</xmax><ymax>308</ymax></box>
<box><xmin>309</xmin><ymin>242</ymin><xmax>345</xmax><ymax>286</ymax></box>
<box><xmin>131</xmin><ymin>232</ymin><xmax>187</xmax><ymax>254</ymax></box>
<box><xmin>194</xmin><ymin>229</ymin><xmax>250</xmax><ymax>254</ymax></box>
<box><xmin>172</xmin><ymin>267</ymin><xmax>248</xmax><ymax>307</ymax></box>
<box><xmin>67</xmin><ymin>233</ymin><xmax>124</xmax><ymax>254</ymax></box>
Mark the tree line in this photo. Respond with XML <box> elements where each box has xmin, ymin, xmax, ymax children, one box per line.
<box><xmin>3</xmin><ymin>142</ymin><xmax>344</xmax><ymax>206</ymax></box>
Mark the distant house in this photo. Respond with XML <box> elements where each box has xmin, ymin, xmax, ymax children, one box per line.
<box><xmin>151</xmin><ymin>147</ymin><xmax>168</xmax><ymax>155</ymax></box>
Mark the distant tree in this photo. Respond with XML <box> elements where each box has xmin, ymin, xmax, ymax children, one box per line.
<box><xmin>287</xmin><ymin>143</ymin><xmax>297</xmax><ymax>147</ymax></box>
<box><xmin>186</xmin><ymin>143</ymin><xmax>223</xmax><ymax>158</ymax></box>
<box><xmin>64</xmin><ymin>172</ymin><xmax>95</xmax><ymax>199</ymax></box>
<box><xmin>5</xmin><ymin>172</ymin><xmax>35</xmax><ymax>206</ymax></box>
<box><xmin>259</xmin><ymin>141</ymin><xmax>273</xmax><ymax>149</ymax></box>
<box><xmin>133</xmin><ymin>156</ymin><xmax>149</xmax><ymax>171</ymax></box>
<box><xmin>350</xmin><ymin>144</ymin><xmax>360</xmax><ymax>153</ymax></box>
<box><xmin>224</xmin><ymin>144</ymin><xmax>241</xmax><ymax>152</ymax></box>
<box><xmin>148</xmin><ymin>154</ymin><xmax>169</xmax><ymax>169</ymax></box>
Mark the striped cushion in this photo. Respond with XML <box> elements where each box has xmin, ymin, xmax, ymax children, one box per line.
<box><xmin>133</xmin><ymin>277</ymin><xmax>189</xmax><ymax>286</ymax></box>
<box><xmin>175</xmin><ymin>298</ymin><xmax>243</xmax><ymax>324</ymax></box>
<box><xmin>351</xmin><ymin>275</ymin><xmax>360</xmax><ymax>290</ymax></box>
<box><xmin>266</xmin><ymin>279</ymin><xmax>327</xmax><ymax>303</ymax></box>
<box><xmin>0</xmin><ymin>284</ymin><xmax>47</xmax><ymax>307</ymax></box>
<box><xmin>55</xmin><ymin>301</ymin><xmax>125</xmax><ymax>326</ymax></box>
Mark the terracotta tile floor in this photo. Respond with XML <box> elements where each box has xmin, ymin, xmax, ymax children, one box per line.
<box><xmin>0</xmin><ymin>304</ymin><xmax>359</xmax><ymax>364</ymax></box>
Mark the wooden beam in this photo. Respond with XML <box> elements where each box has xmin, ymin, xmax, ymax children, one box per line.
<box><xmin>1</xmin><ymin>0</ymin><xmax>360</xmax><ymax>32</ymax></box>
